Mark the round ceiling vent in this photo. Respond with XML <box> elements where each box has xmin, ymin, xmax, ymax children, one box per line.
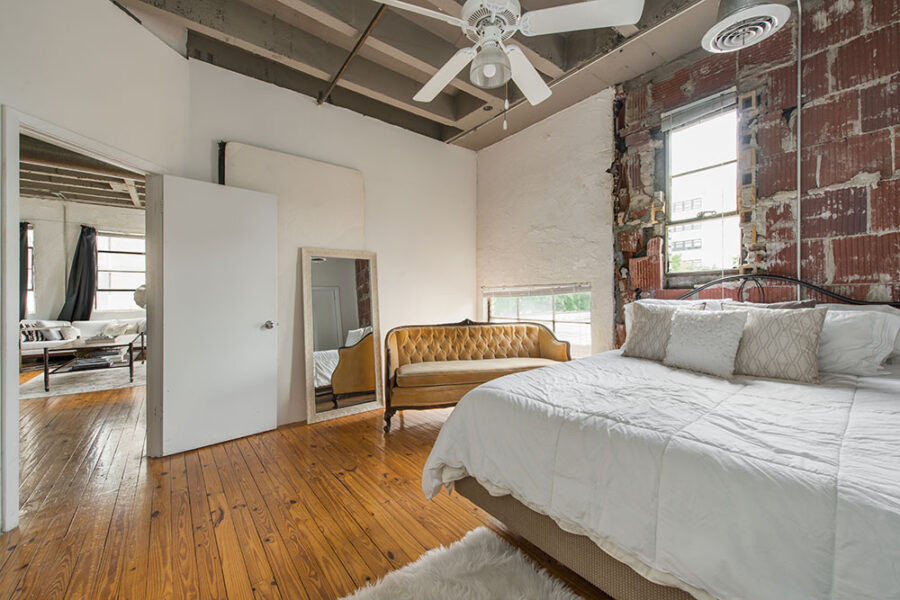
<box><xmin>702</xmin><ymin>2</ymin><xmax>791</xmax><ymax>53</ymax></box>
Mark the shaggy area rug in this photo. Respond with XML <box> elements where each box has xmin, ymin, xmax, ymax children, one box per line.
<box><xmin>19</xmin><ymin>362</ymin><xmax>146</xmax><ymax>399</ymax></box>
<box><xmin>341</xmin><ymin>527</ymin><xmax>580</xmax><ymax>600</ymax></box>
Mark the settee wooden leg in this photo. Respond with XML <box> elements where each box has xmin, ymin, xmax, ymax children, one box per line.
<box><xmin>383</xmin><ymin>409</ymin><xmax>397</xmax><ymax>433</ymax></box>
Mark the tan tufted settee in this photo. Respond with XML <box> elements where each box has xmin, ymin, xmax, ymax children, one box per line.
<box><xmin>383</xmin><ymin>319</ymin><xmax>570</xmax><ymax>431</ymax></box>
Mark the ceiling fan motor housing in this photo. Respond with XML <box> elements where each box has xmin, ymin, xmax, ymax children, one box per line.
<box><xmin>462</xmin><ymin>0</ymin><xmax>521</xmax><ymax>43</ymax></box>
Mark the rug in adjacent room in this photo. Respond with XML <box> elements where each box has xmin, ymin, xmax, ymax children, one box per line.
<box><xmin>19</xmin><ymin>362</ymin><xmax>147</xmax><ymax>399</ymax></box>
<box><xmin>341</xmin><ymin>527</ymin><xmax>580</xmax><ymax>600</ymax></box>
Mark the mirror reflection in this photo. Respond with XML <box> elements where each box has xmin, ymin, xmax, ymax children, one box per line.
<box><xmin>310</xmin><ymin>255</ymin><xmax>377</xmax><ymax>415</ymax></box>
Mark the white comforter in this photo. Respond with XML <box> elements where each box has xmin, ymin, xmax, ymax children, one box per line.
<box><xmin>423</xmin><ymin>351</ymin><xmax>900</xmax><ymax>600</ymax></box>
<box><xmin>313</xmin><ymin>349</ymin><xmax>339</xmax><ymax>388</ymax></box>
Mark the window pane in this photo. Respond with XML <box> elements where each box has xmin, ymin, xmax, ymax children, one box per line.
<box><xmin>670</xmin><ymin>111</ymin><xmax>737</xmax><ymax>176</ymax></box>
<box><xmin>554</xmin><ymin>322</ymin><xmax>591</xmax><ymax>359</ymax></box>
<box><xmin>107</xmin><ymin>236</ymin><xmax>145</xmax><ymax>252</ymax></box>
<box><xmin>26</xmin><ymin>291</ymin><xmax>34</xmax><ymax>316</ymax></box>
<box><xmin>98</xmin><ymin>252</ymin><xmax>145</xmax><ymax>272</ymax></box>
<box><xmin>95</xmin><ymin>291</ymin><xmax>139</xmax><ymax>311</ymax></box>
<box><xmin>670</xmin><ymin>163</ymin><xmax>737</xmax><ymax>220</ymax></box>
<box><xmin>489</xmin><ymin>297</ymin><xmax>517</xmax><ymax>319</ymax></box>
<box><xmin>554</xmin><ymin>293</ymin><xmax>591</xmax><ymax>323</ymax></box>
<box><xmin>667</xmin><ymin>215</ymin><xmax>741</xmax><ymax>272</ymax></box>
<box><xmin>518</xmin><ymin>295</ymin><xmax>553</xmax><ymax>321</ymax></box>
<box><xmin>99</xmin><ymin>271</ymin><xmax>145</xmax><ymax>290</ymax></box>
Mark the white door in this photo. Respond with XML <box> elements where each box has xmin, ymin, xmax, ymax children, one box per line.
<box><xmin>145</xmin><ymin>175</ymin><xmax>278</xmax><ymax>456</ymax></box>
<box><xmin>311</xmin><ymin>286</ymin><xmax>342</xmax><ymax>350</ymax></box>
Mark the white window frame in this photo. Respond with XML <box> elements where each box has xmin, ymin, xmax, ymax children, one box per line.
<box><xmin>482</xmin><ymin>283</ymin><xmax>591</xmax><ymax>357</ymax></box>
<box><xmin>95</xmin><ymin>231</ymin><xmax>145</xmax><ymax>311</ymax></box>
<box><xmin>663</xmin><ymin>90</ymin><xmax>741</xmax><ymax>276</ymax></box>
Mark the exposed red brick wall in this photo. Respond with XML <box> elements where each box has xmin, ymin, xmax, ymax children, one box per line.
<box><xmin>612</xmin><ymin>0</ymin><xmax>900</xmax><ymax>347</ymax></box>
<box><xmin>355</xmin><ymin>259</ymin><xmax>372</xmax><ymax>328</ymax></box>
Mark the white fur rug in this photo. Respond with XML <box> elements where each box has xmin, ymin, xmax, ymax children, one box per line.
<box><xmin>341</xmin><ymin>527</ymin><xmax>580</xmax><ymax>600</ymax></box>
<box><xmin>19</xmin><ymin>362</ymin><xmax>146</xmax><ymax>399</ymax></box>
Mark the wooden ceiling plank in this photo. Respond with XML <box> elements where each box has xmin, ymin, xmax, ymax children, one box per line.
<box><xmin>120</xmin><ymin>0</ymin><xmax>468</xmax><ymax>124</ymax></box>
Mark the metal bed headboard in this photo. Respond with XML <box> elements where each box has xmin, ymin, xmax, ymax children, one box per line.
<box><xmin>635</xmin><ymin>274</ymin><xmax>900</xmax><ymax>308</ymax></box>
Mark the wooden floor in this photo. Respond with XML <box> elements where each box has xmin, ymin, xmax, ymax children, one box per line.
<box><xmin>2</xmin><ymin>377</ymin><xmax>606</xmax><ymax>599</ymax></box>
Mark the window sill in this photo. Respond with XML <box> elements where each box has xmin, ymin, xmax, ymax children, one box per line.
<box><xmin>665</xmin><ymin>269</ymin><xmax>740</xmax><ymax>290</ymax></box>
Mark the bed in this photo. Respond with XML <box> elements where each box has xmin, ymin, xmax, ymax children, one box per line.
<box><xmin>423</xmin><ymin>278</ymin><xmax>900</xmax><ymax>600</ymax></box>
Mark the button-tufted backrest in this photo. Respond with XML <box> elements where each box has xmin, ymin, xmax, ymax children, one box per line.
<box><xmin>391</xmin><ymin>323</ymin><xmax>542</xmax><ymax>366</ymax></box>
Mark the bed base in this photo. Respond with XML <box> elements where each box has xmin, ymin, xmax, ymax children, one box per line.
<box><xmin>455</xmin><ymin>477</ymin><xmax>693</xmax><ymax>600</ymax></box>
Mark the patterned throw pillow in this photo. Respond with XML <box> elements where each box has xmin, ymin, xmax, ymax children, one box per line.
<box><xmin>623</xmin><ymin>302</ymin><xmax>702</xmax><ymax>362</ymax></box>
<box><xmin>19</xmin><ymin>321</ymin><xmax>39</xmax><ymax>342</ymax></box>
<box><xmin>725</xmin><ymin>306</ymin><xmax>827</xmax><ymax>383</ymax></box>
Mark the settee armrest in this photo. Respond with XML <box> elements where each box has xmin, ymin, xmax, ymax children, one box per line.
<box><xmin>332</xmin><ymin>333</ymin><xmax>376</xmax><ymax>395</ymax></box>
<box><xmin>538</xmin><ymin>327</ymin><xmax>571</xmax><ymax>361</ymax></box>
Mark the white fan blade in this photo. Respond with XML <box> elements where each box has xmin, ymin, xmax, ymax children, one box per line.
<box><xmin>414</xmin><ymin>47</ymin><xmax>477</xmax><ymax>102</ymax></box>
<box><xmin>374</xmin><ymin>0</ymin><xmax>469</xmax><ymax>28</ymax></box>
<box><xmin>519</xmin><ymin>0</ymin><xmax>645</xmax><ymax>36</ymax></box>
<box><xmin>506</xmin><ymin>46</ymin><xmax>552</xmax><ymax>106</ymax></box>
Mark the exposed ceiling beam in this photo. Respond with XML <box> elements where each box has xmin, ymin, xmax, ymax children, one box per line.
<box><xmin>122</xmin><ymin>0</ymin><xmax>483</xmax><ymax>125</ymax></box>
<box><xmin>187</xmin><ymin>32</ymin><xmax>462</xmax><ymax>140</ymax></box>
<box><xmin>268</xmin><ymin>0</ymin><xmax>504</xmax><ymax>104</ymax></box>
<box><xmin>20</xmin><ymin>136</ymin><xmax>144</xmax><ymax>180</ymax></box>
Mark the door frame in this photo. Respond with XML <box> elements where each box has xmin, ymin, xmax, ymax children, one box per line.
<box><xmin>311</xmin><ymin>286</ymin><xmax>343</xmax><ymax>351</ymax></box>
<box><xmin>0</xmin><ymin>106</ymin><xmax>162</xmax><ymax>531</ymax></box>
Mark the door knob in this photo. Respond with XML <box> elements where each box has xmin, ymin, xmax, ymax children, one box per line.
<box><xmin>263</xmin><ymin>320</ymin><xmax>276</xmax><ymax>330</ymax></box>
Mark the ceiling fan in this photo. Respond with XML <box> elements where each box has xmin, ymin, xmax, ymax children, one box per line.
<box><xmin>373</xmin><ymin>0</ymin><xmax>645</xmax><ymax>106</ymax></box>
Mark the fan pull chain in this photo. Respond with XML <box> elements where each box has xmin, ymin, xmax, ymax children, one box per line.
<box><xmin>503</xmin><ymin>84</ymin><xmax>509</xmax><ymax>131</ymax></box>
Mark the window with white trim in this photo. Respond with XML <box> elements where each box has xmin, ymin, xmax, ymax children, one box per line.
<box><xmin>483</xmin><ymin>284</ymin><xmax>591</xmax><ymax>359</ymax></box>
<box><xmin>665</xmin><ymin>96</ymin><xmax>741</xmax><ymax>274</ymax></box>
<box><xmin>95</xmin><ymin>232</ymin><xmax>145</xmax><ymax>311</ymax></box>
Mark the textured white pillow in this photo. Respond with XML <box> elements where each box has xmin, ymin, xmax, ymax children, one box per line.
<box><xmin>664</xmin><ymin>310</ymin><xmax>748</xmax><ymax>378</ymax></box>
<box><xmin>101</xmin><ymin>321</ymin><xmax>129</xmax><ymax>337</ymax></box>
<box><xmin>623</xmin><ymin>299</ymin><xmax>706</xmax><ymax>340</ymax></box>
<box><xmin>623</xmin><ymin>303</ymin><xmax>702</xmax><ymax>361</ymax></box>
<box><xmin>819</xmin><ymin>310</ymin><xmax>900</xmax><ymax>375</ymax></box>
<box><xmin>724</xmin><ymin>306</ymin><xmax>827</xmax><ymax>383</ymax></box>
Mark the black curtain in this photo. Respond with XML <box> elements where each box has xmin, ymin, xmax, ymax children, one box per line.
<box><xmin>58</xmin><ymin>225</ymin><xmax>98</xmax><ymax>322</ymax></box>
<box><xmin>19</xmin><ymin>222</ymin><xmax>29</xmax><ymax>320</ymax></box>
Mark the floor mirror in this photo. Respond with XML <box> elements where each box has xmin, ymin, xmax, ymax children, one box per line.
<box><xmin>301</xmin><ymin>248</ymin><xmax>382</xmax><ymax>423</ymax></box>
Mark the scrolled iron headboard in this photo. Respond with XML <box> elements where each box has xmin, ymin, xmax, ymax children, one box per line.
<box><xmin>636</xmin><ymin>274</ymin><xmax>900</xmax><ymax>308</ymax></box>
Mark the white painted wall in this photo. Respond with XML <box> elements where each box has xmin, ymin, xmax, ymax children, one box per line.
<box><xmin>476</xmin><ymin>89</ymin><xmax>616</xmax><ymax>353</ymax></box>
<box><xmin>186</xmin><ymin>60</ymin><xmax>478</xmax><ymax>347</ymax></box>
<box><xmin>0</xmin><ymin>0</ymin><xmax>189</xmax><ymax>175</ymax></box>
<box><xmin>20</xmin><ymin>197</ymin><xmax>145</xmax><ymax>321</ymax></box>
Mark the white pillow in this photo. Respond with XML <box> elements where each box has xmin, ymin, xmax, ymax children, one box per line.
<box><xmin>623</xmin><ymin>303</ymin><xmax>702</xmax><ymax>361</ymax></box>
<box><xmin>818</xmin><ymin>310</ymin><xmax>900</xmax><ymax>375</ymax></box>
<box><xmin>345</xmin><ymin>326</ymin><xmax>373</xmax><ymax>347</ymax></box>
<box><xmin>101</xmin><ymin>322</ymin><xmax>129</xmax><ymax>337</ymax></box>
<box><xmin>664</xmin><ymin>309</ymin><xmax>748</xmax><ymax>378</ymax></box>
<box><xmin>821</xmin><ymin>304</ymin><xmax>900</xmax><ymax>360</ymax></box>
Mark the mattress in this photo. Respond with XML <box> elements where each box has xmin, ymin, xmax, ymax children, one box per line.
<box><xmin>313</xmin><ymin>349</ymin><xmax>339</xmax><ymax>389</ymax></box>
<box><xmin>423</xmin><ymin>351</ymin><xmax>900</xmax><ymax>600</ymax></box>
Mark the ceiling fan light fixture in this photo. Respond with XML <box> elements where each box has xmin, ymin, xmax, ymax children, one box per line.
<box><xmin>470</xmin><ymin>43</ymin><xmax>511</xmax><ymax>89</ymax></box>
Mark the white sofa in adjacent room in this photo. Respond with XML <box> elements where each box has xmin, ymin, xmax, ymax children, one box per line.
<box><xmin>19</xmin><ymin>318</ymin><xmax>147</xmax><ymax>359</ymax></box>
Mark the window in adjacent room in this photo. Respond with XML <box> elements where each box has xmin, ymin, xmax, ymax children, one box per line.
<box><xmin>484</xmin><ymin>284</ymin><xmax>591</xmax><ymax>358</ymax></box>
<box><xmin>664</xmin><ymin>94</ymin><xmax>741</xmax><ymax>274</ymax></box>
<box><xmin>95</xmin><ymin>232</ymin><xmax>146</xmax><ymax>311</ymax></box>
<box><xmin>25</xmin><ymin>224</ymin><xmax>35</xmax><ymax>316</ymax></box>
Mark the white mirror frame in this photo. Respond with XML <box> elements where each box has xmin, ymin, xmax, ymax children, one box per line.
<box><xmin>301</xmin><ymin>247</ymin><xmax>382</xmax><ymax>424</ymax></box>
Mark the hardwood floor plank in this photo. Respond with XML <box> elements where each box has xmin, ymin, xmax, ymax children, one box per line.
<box><xmin>1</xmin><ymin>385</ymin><xmax>607</xmax><ymax>600</ymax></box>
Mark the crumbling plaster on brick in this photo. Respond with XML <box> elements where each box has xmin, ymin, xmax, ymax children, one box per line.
<box><xmin>610</xmin><ymin>0</ymin><xmax>900</xmax><ymax>346</ymax></box>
